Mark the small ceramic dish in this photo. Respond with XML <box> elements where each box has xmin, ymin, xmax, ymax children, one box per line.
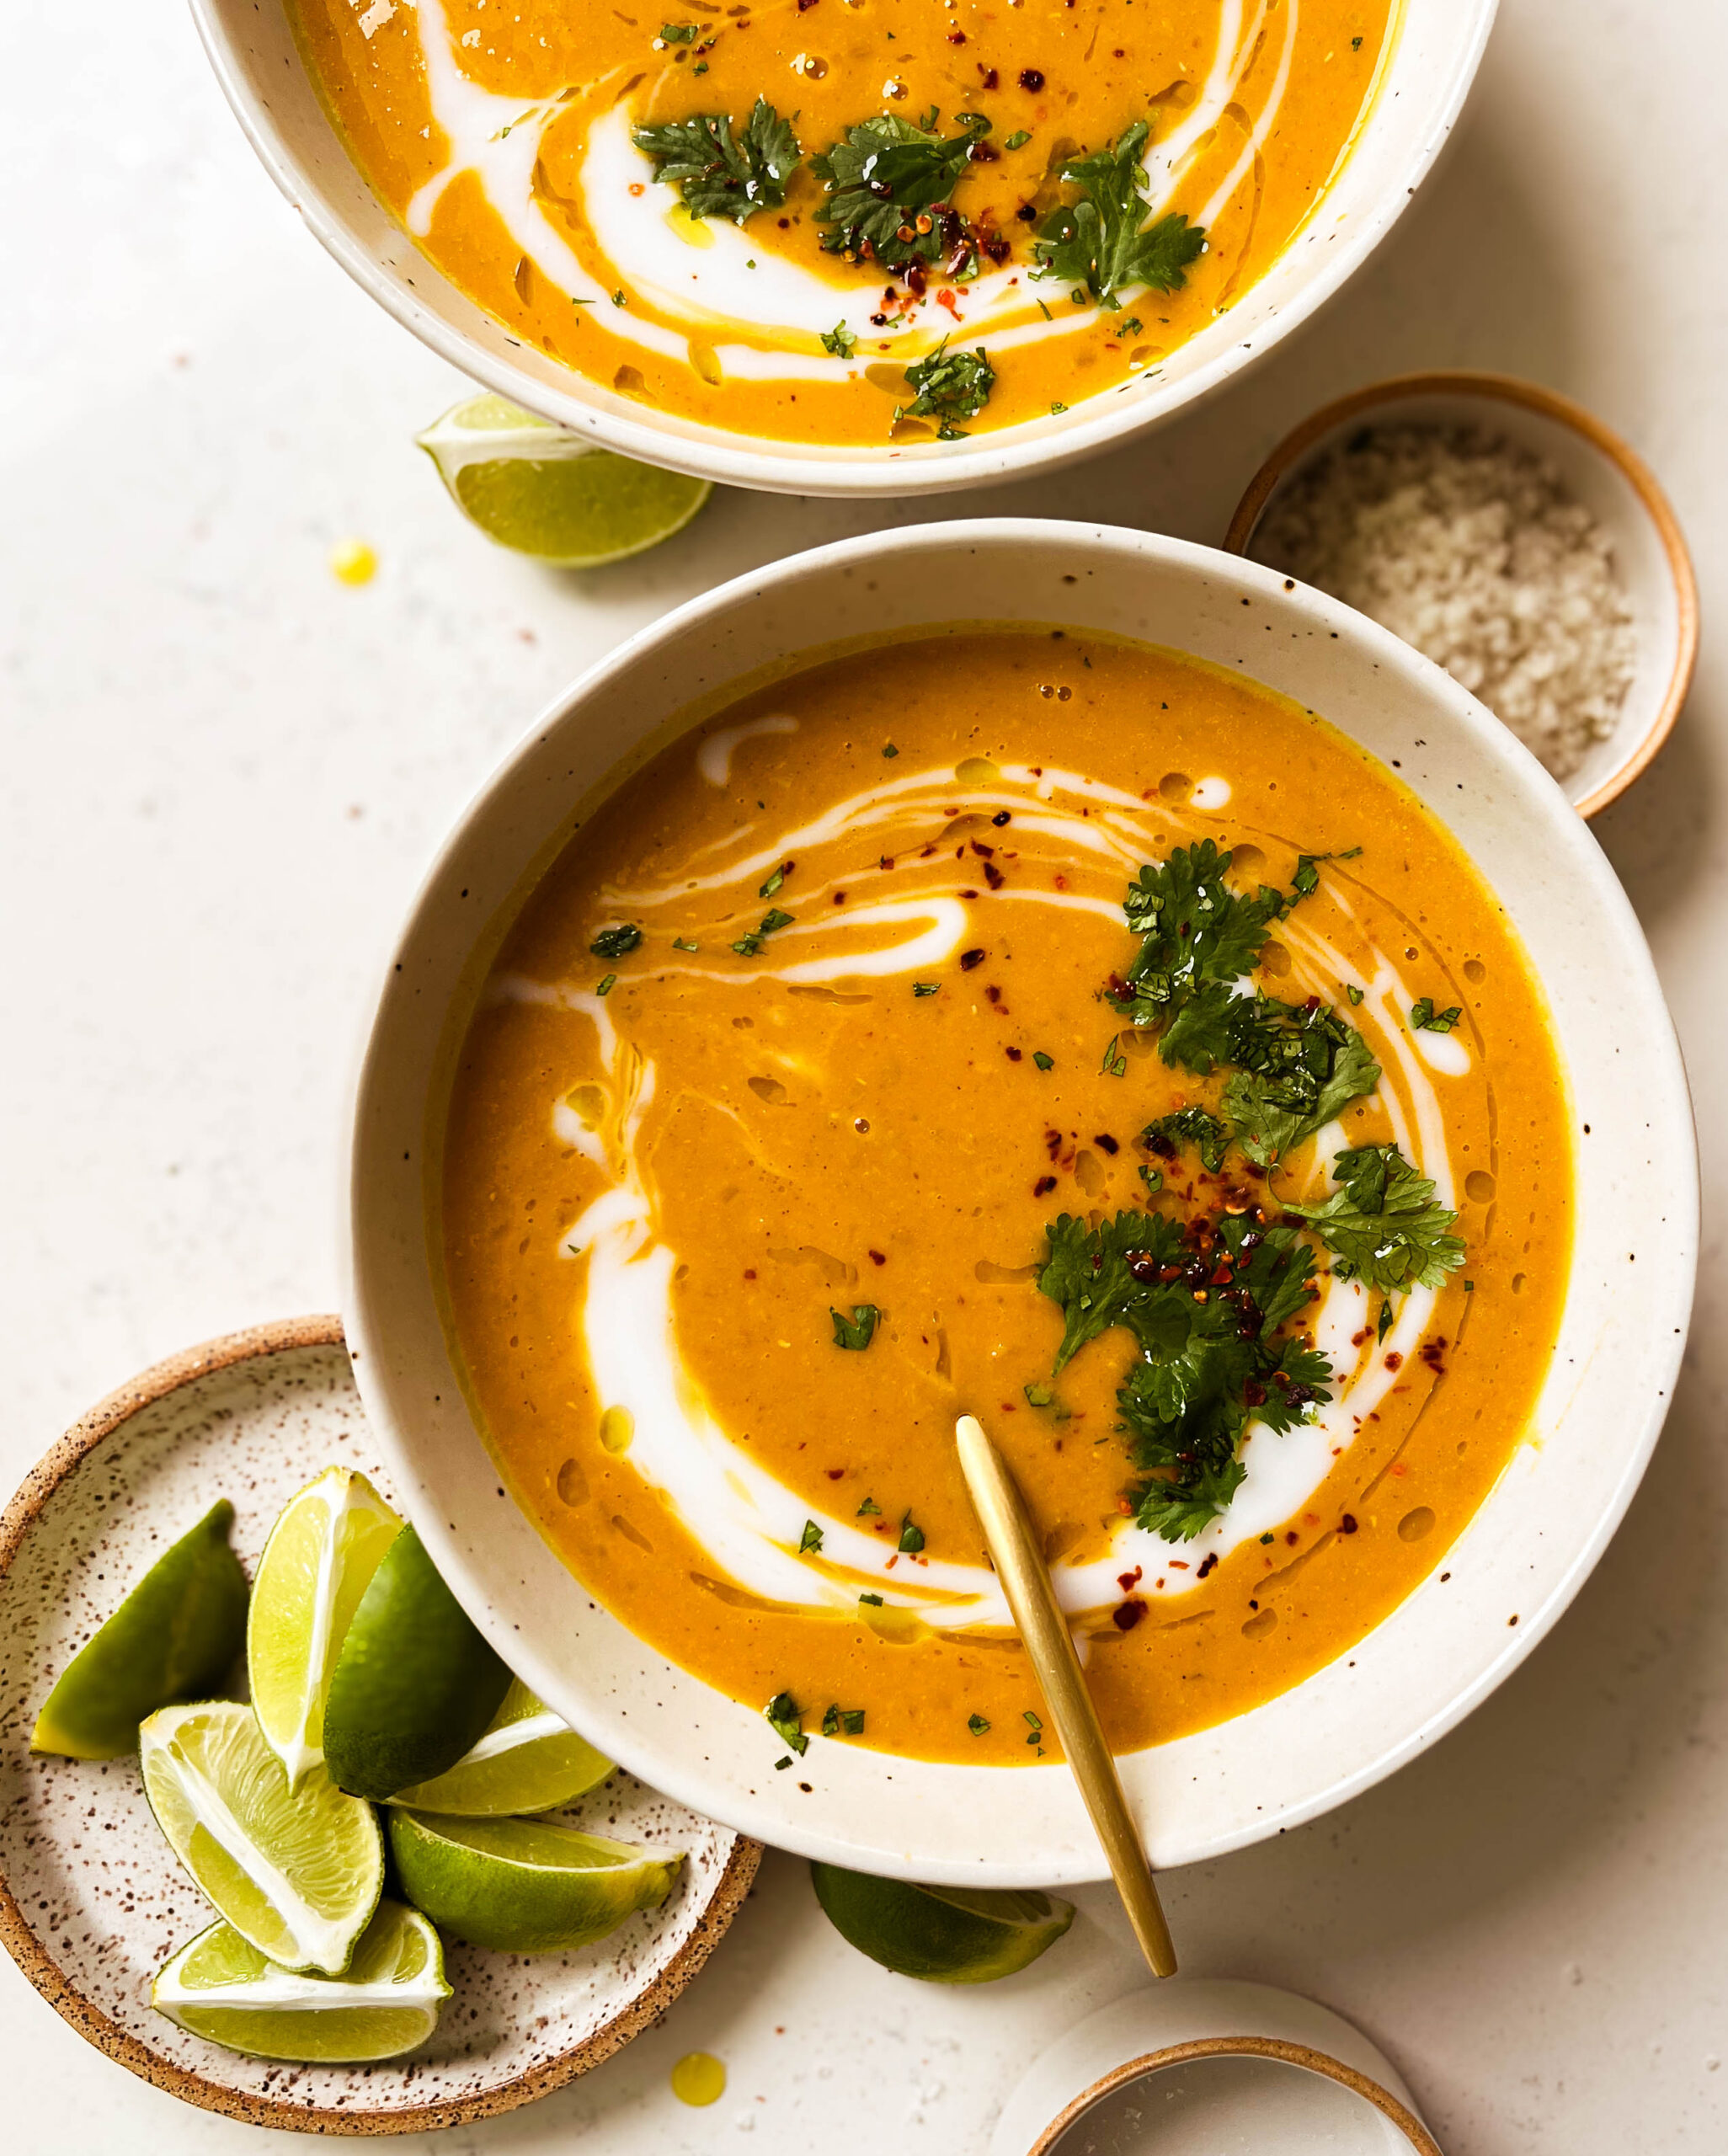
<box><xmin>0</xmin><ymin>1317</ymin><xmax>759</xmax><ymax>2136</ymax></box>
<box><xmin>187</xmin><ymin>0</ymin><xmax>1497</xmax><ymax>499</ymax></box>
<box><xmin>345</xmin><ymin>518</ymin><xmax>1696</xmax><ymax>1888</ymax></box>
<box><xmin>989</xmin><ymin>1982</ymin><xmax>1439</xmax><ymax>2154</ymax></box>
<box><xmin>1223</xmin><ymin>371</ymin><xmax>1699</xmax><ymax>819</ymax></box>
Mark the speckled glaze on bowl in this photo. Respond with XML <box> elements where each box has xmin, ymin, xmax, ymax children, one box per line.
<box><xmin>0</xmin><ymin>1317</ymin><xmax>760</xmax><ymax>2136</ymax></box>
<box><xmin>188</xmin><ymin>0</ymin><xmax>1497</xmax><ymax>498</ymax></box>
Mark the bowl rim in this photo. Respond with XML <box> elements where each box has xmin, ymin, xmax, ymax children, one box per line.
<box><xmin>1026</xmin><ymin>2038</ymin><xmax>1441</xmax><ymax>2156</ymax></box>
<box><xmin>343</xmin><ymin>515</ymin><xmax>1697</xmax><ymax>1884</ymax></box>
<box><xmin>1220</xmin><ymin>368</ymin><xmax>1701</xmax><ymax>819</ymax></box>
<box><xmin>185</xmin><ymin>0</ymin><xmax>1501</xmax><ymax>499</ymax></box>
<box><xmin>0</xmin><ymin>1316</ymin><xmax>762</xmax><ymax>2137</ymax></box>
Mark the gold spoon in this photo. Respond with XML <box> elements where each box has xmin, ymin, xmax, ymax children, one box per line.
<box><xmin>954</xmin><ymin>1412</ymin><xmax>1177</xmax><ymax>1978</ymax></box>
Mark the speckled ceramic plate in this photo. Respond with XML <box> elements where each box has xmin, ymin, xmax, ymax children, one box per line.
<box><xmin>0</xmin><ymin>1316</ymin><xmax>760</xmax><ymax>2135</ymax></box>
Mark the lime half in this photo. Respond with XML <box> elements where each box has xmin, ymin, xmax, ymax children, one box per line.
<box><xmin>810</xmin><ymin>1864</ymin><xmax>1075</xmax><ymax>1983</ymax></box>
<box><xmin>388</xmin><ymin>1808</ymin><xmax>682</xmax><ymax>1954</ymax></box>
<box><xmin>248</xmin><ymin>1466</ymin><xmax>402</xmax><ymax>1788</ymax></box>
<box><xmin>152</xmin><ymin>1900</ymin><xmax>449</xmax><ymax>2063</ymax></box>
<box><xmin>32</xmin><ymin>1499</ymin><xmax>248</xmax><ymax>1760</ymax></box>
<box><xmin>323</xmin><ymin>1524</ymin><xmax>511</xmax><ymax>1803</ymax></box>
<box><xmin>141</xmin><ymin>1700</ymin><xmax>383</xmax><ymax>1976</ymax></box>
<box><xmin>416</xmin><ymin>394</ymin><xmax>712</xmax><ymax>568</ymax></box>
<box><xmin>387</xmin><ymin>1677</ymin><xmax>614</xmax><ymax>1816</ymax></box>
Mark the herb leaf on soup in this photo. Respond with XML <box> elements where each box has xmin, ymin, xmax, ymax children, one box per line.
<box><xmin>1141</xmin><ymin>1107</ymin><xmax>1229</xmax><ymax>1173</ymax></box>
<box><xmin>1032</xmin><ymin>120</ymin><xmax>1206</xmax><ymax>310</ymax></box>
<box><xmin>831</xmin><ymin>1305</ymin><xmax>879</xmax><ymax>1351</ymax></box>
<box><xmin>1220</xmin><ymin>1000</ymin><xmax>1380</xmax><ymax>1166</ymax></box>
<box><xmin>897</xmin><ymin>344</ymin><xmax>996</xmax><ymax>440</ymax></box>
<box><xmin>589</xmin><ymin>923</ymin><xmax>643</xmax><ymax>959</ymax></box>
<box><xmin>1108</xmin><ymin>841</ymin><xmax>1288</xmax><ymax>1067</ymax></box>
<box><xmin>1283</xmin><ymin>1144</ymin><xmax>1465</xmax><ymax>1294</ymax></box>
<box><xmin>813</xmin><ymin>108</ymin><xmax>989</xmax><ymax>274</ymax></box>
<box><xmin>765</xmin><ymin>1691</ymin><xmax>808</xmax><ymax>1754</ymax></box>
<box><xmin>633</xmin><ymin>99</ymin><xmax>801</xmax><ymax>224</ymax></box>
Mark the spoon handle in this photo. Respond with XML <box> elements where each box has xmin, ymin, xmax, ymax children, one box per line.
<box><xmin>955</xmin><ymin>1413</ymin><xmax>1177</xmax><ymax>1978</ymax></box>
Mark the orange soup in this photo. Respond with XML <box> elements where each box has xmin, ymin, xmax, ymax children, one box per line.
<box><xmin>291</xmin><ymin>0</ymin><xmax>1393</xmax><ymax>443</ymax></box>
<box><xmin>439</xmin><ymin>628</ymin><xmax>1571</xmax><ymax>1764</ymax></box>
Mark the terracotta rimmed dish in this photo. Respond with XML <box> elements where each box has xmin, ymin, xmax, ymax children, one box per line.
<box><xmin>990</xmin><ymin>1983</ymin><xmax>1437</xmax><ymax>2153</ymax></box>
<box><xmin>0</xmin><ymin>1316</ymin><xmax>760</xmax><ymax>2136</ymax></box>
<box><xmin>1223</xmin><ymin>371</ymin><xmax>1700</xmax><ymax>819</ymax></box>
<box><xmin>344</xmin><ymin>518</ymin><xmax>1696</xmax><ymax>1888</ymax></box>
<box><xmin>187</xmin><ymin>0</ymin><xmax>1497</xmax><ymax>499</ymax></box>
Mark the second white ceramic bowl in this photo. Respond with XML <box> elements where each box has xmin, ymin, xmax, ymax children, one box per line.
<box><xmin>190</xmin><ymin>0</ymin><xmax>1497</xmax><ymax>497</ymax></box>
<box><xmin>345</xmin><ymin>520</ymin><xmax>1695</xmax><ymax>1885</ymax></box>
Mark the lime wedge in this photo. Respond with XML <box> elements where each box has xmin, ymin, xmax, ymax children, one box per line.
<box><xmin>387</xmin><ymin>1808</ymin><xmax>682</xmax><ymax>1954</ymax></box>
<box><xmin>809</xmin><ymin>1863</ymin><xmax>1075</xmax><ymax>1983</ymax></box>
<box><xmin>141</xmin><ymin>1700</ymin><xmax>383</xmax><ymax>1976</ymax></box>
<box><xmin>387</xmin><ymin>1678</ymin><xmax>614</xmax><ymax>1816</ymax></box>
<box><xmin>323</xmin><ymin>1525</ymin><xmax>512</xmax><ymax>1803</ymax></box>
<box><xmin>152</xmin><ymin>1900</ymin><xmax>449</xmax><ymax>2063</ymax></box>
<box><xmin>32</xmin><ymin>1500</ymin><xmax>248</xmax><ymax>1759</ymax></box>
<box><xmin>248</xmin><ymin>1467</ymin><xmax>402</xmax><ymax>1788</ymax></box>
<box><xmin>416</xmin><ymin>394</ymin><xmax>712</xmax><ymax>568</ymax></box>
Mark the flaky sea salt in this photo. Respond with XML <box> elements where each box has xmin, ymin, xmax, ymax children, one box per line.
<box><xmin>1251</xmin><ymin>424</ymin><xmax>1636</xmax><ymax>782</ymax></box>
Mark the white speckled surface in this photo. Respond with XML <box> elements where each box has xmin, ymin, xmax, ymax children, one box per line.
<box><xmin>3</xmin><ymin>0</ymin><xmax>1725</xmax><ymax>2148</ymax></box>
<box><xmin>0</xmin><ymin>1331</ymin><xmax>755</xmax><ymax>2131</ymax></box>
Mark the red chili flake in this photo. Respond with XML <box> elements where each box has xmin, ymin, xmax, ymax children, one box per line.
<box><xmin>1093</xmin><ymin>1134</ymin><xmax>1119</xmax><ymax>1155</ymax></box>
<box><xmin>980</xmin><ymin>229</ymin><xmax>1011</xmax><ymax>265</ymax></box>
<box><xmin>1285</xmin><ymin>1530</ymin><xmax>1299</xmax><ymax>1545</ymax></box>
<box><xmin>984</xmin><ymin>861</ymin><xmax>1005</xmax><ymax>889</ymax></box>
<box><xmin>1033</xmin><ymin>1174</ymin><xmax>1058</xmax><ymax>1196</ymax></box>
<box><xmin>959</xmin><ymin>887</ymin><xmax>980</xmax><ymax>899</ymax></box>
<box><xmin>867</xmin><ymin>1249</ymin><xmax>886</xmax><ymax>1265</ymax></box>
<box><xmin>984</xmin><ymin>984</ymin><xmax>1001</xmax><ymax>1003</ymax></box>
<box><xmin>969</xmin><ymin>841</ymin><xmax>995</xmax><ymax>858</ymax></box>
<box><xmin>1112</xmin><ymin>1598</ymin><xmax>1147</xmax><ymax>1631</ymax></box>
<box><xmin>1384</xmin><ymin>1351</ymin><xmax>1404</xmax><ymax>1371</ymax></box>
<box><xmin>1350</xmin><ymin>1327</ymin><xmax>1369</xmax><ymax>1348</ymax></box>
<box><xmin>1168</xmin><ymin>1559</ymin><xmax>1189</xmax><ymax>1570</ymax></box>
<box><xmin>825</xmin><ymin>1467</ymin><xmax>845</xmax><ymax>1479</ymax></box>
<box><xmin>960</xmin><ymin>948</ymin><xmax>986</xmax><ymax>970</ymax></box>
<box><xmin>744</xmin><ymin>1268</ymin><xmax>756</xmax><ymax>1279</ymax></box>
<box><xmin>936</xmin><ymin>288</ymin><xmax>962</xmax><ymax>320</ymax></box>
<box><xmin>1340</xmin><ymin>1513</ymin><xmax>1359</xmax><ymax>1534</ymax></box>
<box><xmin>1018</xmin><ymin>67</ymin><xmax>1045</xmax><ymax>88</ymax></box>
<box><xmin>978</xmin><ymin>64</ymin><xmax>999</xmax><ymax>87</ymax></box>
<box><xmin>1117</xmin><ymin>1566</ymin><xmax>1142</xmax><ymax>1592</ymax></box>
<box><xmin>992</xmin><ymin>810</ymin><xmax>1011</xmax><ymax>826</ymax></box>
<box><xmin>879</xmin><ymin>855</ymin><xmax>895</xmax><ymax>870</ymax></box>
<box><xmin>947</xmin><ymin>24</ymin><xmax>966</xmax><ymax>38</ymax></box>
<box><xmin>1005</xmin><ymin>1045</ymin><xmax>1022</xmax><ymax>1061</ymax></box>
<box><xmin>1195</xmin><ymin>1551</ymin><xmax>1218</xmax><ymax>1579</ymax></box>
<box><xmin>1420</xmin><ymin>1337</ymin><xmax>1448</xmax><ymax>1372</ymax></box>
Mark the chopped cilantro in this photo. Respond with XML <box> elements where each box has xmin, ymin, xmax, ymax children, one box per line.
<box><xmin>1411</xmin><ymin>997</ymin><xmax>1463</xmax><ymax>1033</ymax></box>
<box><xmin>673</xmin><ymin>936</ymin><xmax>700</xmax><ymax>953</ymax></box>
<box><xmin>1260</xmin><ymin>1531</ymin><xmax>1275</xmax><ymax>1545</ymax></box>
<box><xmin>1107</xmin><ymin>841</ymin><xmax>1288</xmax><ymax>1065</ymax></box>
<box><xmin>1291</xmin><ymin>847</ymin><xmax>1360</xmax><ymax>898</ymax></box>
<box><xmin>633</xmin><ymin>99</ymin><xmax>801</xmax><ymax>223</ymax></box>
<box><xmin>898</xmin><ymin>1511</ymin><xmax>925</xmax><ymax>1554</ymax></box>
<box><xmin>913</xmin><ymin>981</ymin><xmax>939</xmax><ymax>997</ymax></box>
<box><xmin>733</xmin><ymin>905</ymin><xmax>795</xmax><ymax>956</ymax></box>
<box><xmin>897</xmin><ymin>342</ymin><xmax>995</xmax><ymax>439</ymax></box>
<box><xmin>831</xmin><ymin>1305</ymin><xmax>879</xmax><ymax>1351</ymax></box>
<box><xmin>765</xmin><ymin>1691</ymin><xmax>808</xmax><ymax>1755</ymax></box>
<box><xmin>1346</xmin><ymin>983</ymin><xmax>1365</xmax><ymax>1006</ymax></box>
<box><xmin>1220</xmin><ymin>998</ymin><xmax>1381</xmax><ymax>1166</ymax></box>
<box><xmin>798</xmin><ymin>1518</ymin><xmax>824</xmax><ymax>1554</ymax></box>
<box><xmin>589</xmin><ymin>923</ymin><xmax>643</xmax><ymax>959</ymax></box>
<box><xmin>857</xmin><ymin>1497</ymin><xmax>881</xmax><ymax>1516</ymax></box>
<box><xmin>774</xmin><ymin>1754</ymin><xmax>792</xmax><ymax>1769</ymax></box>
<box><xmin>822</xmin><ymin>1704</ymin><xmax>866</xmax><ymax>1737</ymax></box>
<box><xmin>1050</xmin><ymin>401</ymin><xmax>1067</xmax><ymax>414</ymax></box>
<box><xmin>760</xmin><ymin>907</ymin><xmax>795</xmax><ymax>933</ymax></box>
<box><xmin>1284</xmin><ymin>1145</ymin><xmax>1464</xmax><ymax>1294</ymax></box>
<box><xmin>1100</xmin><ymin>1035</ymin><xmax>1128</xmax><ymax>1078</ymax></box>
<box><xmin>1005</xmin><ymin>129</ymin><xmax>1031</xmax><ymax>151</ymax></box>
<box><xmin>760</xmin><ymin>864</ymin><xmax>786</xmax><ymax>898</ymax></box>
<box><xmin>1032</xmin><ymin>120</ymin><xmax>1206</xmax><ymax>310</ymax></box>
<box><xmin>860</xmin><ymin>1591</ymin><xmax>883</xmax><ymax>1605</ymax></box>
<box><xmin>968</xmin><ymin>1712</ymin><xmax>990</xmax><ymax>1734</ymax></box>
<box><xmin>1023</xmin><ymin>1380</ymin><xmax>1070</xmax><ymax>1422</ymax></box>
<box><xmin>820</xmin><ymin>321</ymin><xmax>857</xmax><ymax>358</ymax></box>
<box><xmin>1023</xmin><ymin>1710</ymin><xmax>1042</xmax><ymax>1728</ymax></box>
<box><xmin>595</xmin><ymin>973</ymin><xmax>617</xmax><ymax>996</ymax></box>
<box><xmin>1032</xmin><ymin>1050</ymin><xmax>1054</xmax><ymax>1070</ymax></box>
<box><xmin>659</xmin><ymin>20</ymin><xmax>698</xmax><ymax>40</ymax></box>
<box><xmin>813</xmin><ymin>108</ymin><xmax>989</xmax><ymax>274</ymax></box>
<box><xmin>1036</xmin><ymin>1209</ymin><xmax>1331</xmax><ymax>1541</ymax></box>
<box><xmin>1377</xmin><ymin>1298</ymin><xmax>1395</xmax><ymax>1342</ymax></box>
<box><xmin>1142</xmin><ymin>1107</ymin><xmax>1229</xmax><ymax>1173</ymax></box>
<box><xmin>1139</xmin><ymin>1164</ymin><xmax>1164</xmax><ymax>1194</ymax></box>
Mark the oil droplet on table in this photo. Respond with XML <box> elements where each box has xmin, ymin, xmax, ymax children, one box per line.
<box><xmin>329</xmin><ymin>537</ymin><xmax>377</xmax><ymax>586</ymax></box>
<box><xmin>670</xmin><ymin>2051</ymin><xmax>726</xmax><ymax>2105</ymax></box>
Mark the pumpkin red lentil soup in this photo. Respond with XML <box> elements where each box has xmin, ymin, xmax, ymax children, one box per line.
<box><xmin>289</xmin><ymin>0</ymin><xmax>1393</xmax><ymax>444</ymax></box>
<box><xmin>438</xmin><ymin>627</ymin><xmax>1571</xmax><ymax>1765</ymax></box>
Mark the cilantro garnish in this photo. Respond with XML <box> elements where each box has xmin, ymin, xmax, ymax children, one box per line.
<box><xmin>1100</xmin><ymin>1035</ymin><xmax>1128</xmax><ymax>1078</ymax></box>
<box><xmin>798</xmin><ymin>1518</ymin><xmax>824</xmax><ymax>1554</ymax></box>
<box><xmin>1037</xmin><ymin>1208</ymin><xmax>1331</xmax><ymax>1541</ymax></box>
<box><xmin>1142</xmin><ymin>1107</ymin><xmax>1229</xmax><ymax>1173</ymax></box>
<box><xmin>968</xmin><ymin>1712</ymin><xmax>990</xmax><ymax>1735</ymax></box>
<box><xmin>898</xmin><ymin>1511</ymin><xmax>925</xmax><ymax>1554</ymax></box>
<box><xmin>859</xmin><ymin>1591</ymin><xmax>883</xmax><ymax>1606</ymax></box>
<box><xmin>1032</xmin><ymin>120</ymin><xmax>1206</xmax><ymax>310</ymax></box>
<box><xmin>673</xmin><ymin>936</ymin><xmax>700</xmax><ymax>953</ymax></box>
<box><xmin>1411</xmin><ymin>997</ymin><xmax>1463</xmax><ymax>1033</ymax></box>
<box><xmin>856</xmin><ymin>1497</ymin><xmax>881</xmax><ymax>1516</ymax></box>
<box><xmin>1292</xmin><ymin>847</ymin><xmax>1360</xmax><ymax>897</ymax></box>
<box><xmin>1023</xmin><ymin>1380</ymin><xmax>1070</xmax><ymax>1422</ymax></box>
<box><xmin>732</xmin><ymin>905</ymin><xmax>795</xmax><ymax>956</ymax></box>
<box><xmin>831</xmin><ymin>1305</ymin><xmax>879</xmax><ymax>1350</ymax></box>
<box><xmin>595</xmin><ymin>973</ymin><xmax>617</xmax><ymax>996</ymax></box>
<box><xmin>820</xmin><ymin>322</ymin><xmax>857</xmax><ymax>359</ymax></box>
<box><xmin>759</xmin><ymin>864</ymin><xmax>787</xmax><ymax>898</ymax></box>
<box><xmin>589</xmin><ymin>923</ymin><xmax>643</xmax><ymax>959</ymax></box>
<box><xmin>1220</xmin><ymin>998</ymin><xmax>1381</xmax><ymax>1166</ymax></box>
<box><xmin>1377</xmin><ymin>1298</ymin><xmax>1395</xmax><ymax>1342</ymax></box>
<box><xmin>1283</xmin><ymin>1145</ymin><xmax>1465</xmax><ymax>1294</ymax></box>
<box><xmin>1346</xmin><ymin>983</ymin><xmax>1365</xmax><ymax>1006</ymax></box>
<box><xmin>822</xmin><ymin>1704</ymin><xmax>866</xmax><ymax>1737</ymax></box>
<box><xmin>896</xmin><ymin>342</ymin><xmax>995</xmax><ymax>440</ymax></box>
<box><xmin>912</xmin><ymin>982</ymin><xmax>938</xmax><ymax>996</ymax></box>
<box><xmin>659</xmin><ymin>21</ymin><xmax>698</xmax><ymax>41</ymax></box>
<box><xmin>1139</xmin><ymin>1164</ymin><xmax>1163</xmax><ymax>1194</ymax></box>
<box><xmin>1032</xmin><ymin>1050</ymin><xmax>1054</xmax><ymax>1070</ymax></box>
<box><xmin>1004</xmin><ymin>129</ymin><xmax>1031</xmax><ymax>151</ymax></box>
<box><xmin>813</xmin><ymin>108</ymin><xmax>989</xmax><ymax>274</ymax></box>
<box><xmin>765</xmin><ymin>1692</ymin><xmax>808</xmax><ymax>1755</ymax></box>
<box><xmin>1108</xmin><ymin>841</ymin><xmax>1288</xmax><ymax>1066</ymax></box>
<box><xmin>633</xmin><ymin>99</ymin><xmax>801</xmax><ymax>224</ymax></box>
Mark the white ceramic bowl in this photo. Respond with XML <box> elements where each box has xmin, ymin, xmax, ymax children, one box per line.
<box><xmin>1224</xmin><ymin>372</ymin><xmax>1701</xmax><ymax>819</ymax></box>
<box><xmin>345</xmin><ymin>520</ymin><xmax>1696</xmax><ymax>1885</ymax></box>
<box><xmin>190</xmin><ymin>0</ymin><xmax>1497</xmax><ymax>498</ymax></box>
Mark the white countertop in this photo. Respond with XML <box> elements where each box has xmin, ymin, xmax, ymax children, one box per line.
<box><xmin>3</xmin><ymin>1</ymin><xmax>1724</xmax><ymax>2148</ymax></box>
